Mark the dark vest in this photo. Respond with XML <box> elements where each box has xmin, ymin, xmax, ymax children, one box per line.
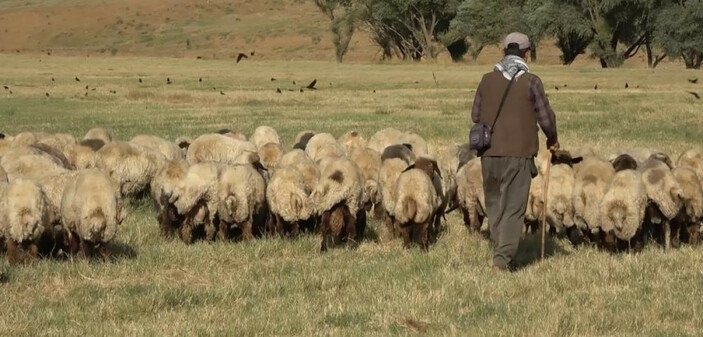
<box><xmin>477</xmin><ymin>71</ymin><xmax>538</xmax><ymax>158</ymax></box>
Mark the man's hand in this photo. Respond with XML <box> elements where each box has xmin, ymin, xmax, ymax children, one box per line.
<box><xmin>548</xmin><ymin>141</ymin><xmax>560</xmax><ymax>153</ymax></box>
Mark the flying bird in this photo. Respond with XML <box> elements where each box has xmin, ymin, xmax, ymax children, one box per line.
<box><xmin>236</xmin><ymin>53</ymin><xmax>248</xmax><ymax>63</ymax></box>
<box><xmin>688</xmin><ymin>78</ymin><xmax>698</xmax><ymax>84</ymax></box>
<box><xmin>220</xmin><ymin>91</ymin><xmax>225</xmax><ymax>95</ymax></box>
<box><xmin>306</xmin><ymin>79</ymin><xmax>317</xmax><ymax>90</ymax></box>
<box><xmin>687</xmin><ymin>91</ymin><xmax>700</xmax><ymax>99</ymax></box>
<box><xmin>75</xmin><ymin>76</ymin><xmax>80</xmax><ymax>82</ymax></box>
<box><xmin>276</xmin><ymin>88</ymin><xmax>282</xmax><ymax>94</ymax></box>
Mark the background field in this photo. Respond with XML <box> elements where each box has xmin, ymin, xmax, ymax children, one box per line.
<box><xmin>1</xmin><ymin>54</ymin><xmax>703</xmax><ymax>336</ymax></box>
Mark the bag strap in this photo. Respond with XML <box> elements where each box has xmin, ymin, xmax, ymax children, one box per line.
<box><xmin>490</xmin><ymin>72</ymin><xmax>519</xmax><ymax>133</ymax></box>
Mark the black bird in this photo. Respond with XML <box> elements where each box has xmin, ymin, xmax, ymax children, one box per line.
<box><xmin>306</xmin><ymin>79</ymin><xmax>317</xmax><ymax>90</ymax></box>
<box><xmin>45</xmin><ymin>92</ymin><xmax>50</xmax><ymax>97</ymax></box>
<box><xmin>276</xmin><ymin>88</ymin><xmax>282</xmax><ymax>94</ymax></box>
<box><xmin>85</xmin><ymin>85</ymin><xmax>89</xmax><ymax>90</ymax></box>
<box><xmin>594</xmin><ymin>84</ymin><xmax>598</xmax><ymax>90</ymax></box>
<box><xmin>91</xmin><ymin>88</ymin><xmax>96</xmax><ymax>91</ymax></box>
<box><xmin>51</xmin><ymin>77</ymin><xmax>55</xmax><ymax>82</ymax></box>
<box><xmin>300</xmin><ymin>88</ymin><xmax>304</xmax><ymax>93</ymax></box>
<box><xmin>199</xmin><ymin>78</ymin><xmax>202</xmax><ymax>83</ymax></box>
<box><xmin>8</xmin><ymin>90</ymin><xmax>12</xmax><ymax>94</ymax></box>
<box><xmin>47</xmin><ymin>51</ymin><xmax>51</xmax><ymax>56</ymax></box>
<box><xmin>250</xmin><ymin>51</ymin><xmax>255</xmax><ymax>56</ymax></box>
<box><xmin>196</xmin><ymin>56</ymin><xmax>202</xmax><ymax>60</ymax></box>
<box><xmin>688</xmin><ymin>78</ymin><xmax>698</xmax><ymax>84</ymax></box>
<box><xmin>110</xmin><ymin>90</ymin><xmax>117</xmax><ymax>94</ymax></box>
<box><xmin>84</xmin><ymin>92</ymin><xmax>88</xmax><ymax>97</ymax></box>
<box><xmin>75</xmin><ymin>76</ymin><xmax>80</xmax><ymax>82</ymax></box>
<box><xmin>625</xmin><ymin>83</ymin><xmax>629</xmax><ymax>89</ymax></box>
<box><xmin>138</xmin><ymin>78</ymin><xmax>142</xmax><ymax>83</ymax></box>
<box><xmin>236</xmin><ymin>53</ymin><xmax>248</xmax><ymax>63</ymax></box>
<box><xmin>373</xmin><ymin>90</ymin><xmax>376</xmax><ymax>93</ymax></box>
<box><xmin>167</xmin><ymin>78</ymin><xmax>172</xmax><ymax>85</ymax></box>
<box><xmin>687</xmin><ymin>91</ymin><xmax>700</xmax><ymax>99</ymax></box>
<box><xmin>293</xmin><ymin>81</ymin><xmax>296</xmax><ymax>85</ymax></box>
<box><xmin>564</xmin><ymin>84</ymin><xmax>567</xmax><ymax>88</ymax></box>
<box><xmin>220</xmin><ymin>91</ymin><xmax>225</xmax><ymax>95</ymax></box>
<box><xmin>2</xmin><ymin>86</ymin><xmax>8</xmax><ymax>90</ymax></box>
<box><xmin>271</xmin><ymin>78</ymin><xmax>276</xmax><ymax>81</ymax></box>
<box><xmin>554</xmin><ymin>86</ymin><xmax>559</xmax><ymax>91</ymax></box>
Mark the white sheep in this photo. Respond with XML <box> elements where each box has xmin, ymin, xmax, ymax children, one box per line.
<box><xmin>96</xmin><ymin>141</ymin><xmax>167</xmax><ymax>198</ymax></box>
<box><xmin>378</xmin><ymin>157</ymin><xmax>410</xmax><ymax>237</ymax></box>
<box><xmin>83</xmin><ymin>128</ymin><xmax>113</xmax><ymax>143</ymax></box>
<box><xmin>639</xmin><ymin>159</ymin><xmax>683</xmax><ymax>250</ymax></box>
<box><xmin>305</xmin><ymin>133</ymin><xmax>345</xmax><ymax>163</ymax></box>
<box><xmin>258</xmin><ymin>142</ymin><xmax>284</xmax><ymax>171</ymax></box>
<box><xmin>131</xmin><ymin>134</ymin><xmax>184</xmax><ymax>161</ymax></box>
<box><xmin>217</xmin><ymin>164</ymin><xmax>267</xmax><ymax>240</ymax></box>
<box><xmin>267</xmin><ymin>167</ymin><xmax>314</xmax><ymax>237</ymax></box>
<box><xmin>599</xmin><ymin>169</ymin><xmax>647</xmax><ymax>247</ymax></box>
<box><xmin>186</xmin><ymin>133</ymin><xmax>259</xmax><ymax>166</ymax></box>
<box><xmin>572</xmin><ymin>157</ymin><xmax>615</xmax><ymax>233</ymax></box>
<box><xmin>250</xmin><ymin>126</ymin><xmax>282</xmax><ymax>149</ymax></box>
<box><xmin>279</xmin><ymin>149</ymin><xmax>320</xmax><ymax>194</ymax></box>
<box><xmin>171</xmin><ymin>163</ymin><xmax>221</xmax><ymax>243</ymax></box>
<box><xmin>61</xmin><ymin>169</ymin><xmax>125</xmax><ymax>258</ymax></box>
<box><xmin>309</xmin><ymin>157</ymin><xmax>365</xmax><ymax>251</ymax></box>
<box><xmin>150</xmin><ymin>159</ymin><xmax>189</xmax><ymax>238</ymax></box>
<box><xmin>338</xmin><ymin>131</ymin><xmax>368</xmax><ymax>155</ymax></box>
<box><xmin>1</xmin><ymin>147</ymin><xmax>70</xmax><ymax>182</ymax></box>
<box><xmin>672</xmin><ymin>167</ymin><xmax>703</xmax><ymax>246</ymax></box>
<box><xmin>455</xmin><ymin>157</ymin><xmax>486</xmax><ymax>232</ymax></box>
<box><xmin>1</xmin><ymin>179</ymin><xmax>55</xmax><ymax>264</ymax></box>
<box><xmin>394</xmin><ymin>157</ymin><xmax>442</xmax><ymax>249</ymax></box>
<box><xmin>368</xmin><ymin>128</ymin><xmax>404</xmax><ymax>154</ymax></box>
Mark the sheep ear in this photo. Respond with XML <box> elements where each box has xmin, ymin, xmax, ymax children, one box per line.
<box><xmin>402</xmin><ymin>164</ymin><xmax>416</xmax><ymax>173</ymax></box>
<box><xmin>571</xmin><ymin>157</ymin><xmax>583</xmax><ymax>165</ymax></box>
<box><xmin>253</xmin><ymin>161</ymin><xmax>267</xmax><ymax>172</ymax></box>
<box><xmin>402</xmin><ymin>143</ymin><xmax>413</xmax><ymax>151</ymax></box>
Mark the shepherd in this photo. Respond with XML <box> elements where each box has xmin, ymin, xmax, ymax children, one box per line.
<box><xmin>470</xmin><ymin>32</ymin><xmax>559</xmax><ymax>272</ymax></box>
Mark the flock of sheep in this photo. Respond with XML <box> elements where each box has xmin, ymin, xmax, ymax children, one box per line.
<box><xmin>0</xmin><ymin>125</ymin><xmax>702</xmax><ymax>265</ymax></box>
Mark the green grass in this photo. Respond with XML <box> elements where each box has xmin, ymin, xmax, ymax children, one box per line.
<box><xmin>1</xmin><ymin>54</ymin><xmax>703</xmax><ymax>336</ymax></box>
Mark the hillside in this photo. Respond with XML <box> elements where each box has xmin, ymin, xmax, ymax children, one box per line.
<box><xmin>0</xmin><ymin>0</ymin><xmax>677</xmax><ymax>66</ymax></box>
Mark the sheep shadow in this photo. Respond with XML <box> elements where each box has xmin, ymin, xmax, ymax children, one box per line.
<box><xmin>511</xmin><ymin>232</ymin><xmax>569</xmax><ymax>270</ymax></box>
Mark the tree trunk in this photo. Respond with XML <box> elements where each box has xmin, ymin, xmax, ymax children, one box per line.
<box><xmin>530</xmin><ymin>46</ymin><xmax>537</xmax><ymax>62</ymax></box>
<box><xmin>599</xmin><ymin>58</ymin><xmax>608</xmax><ymax>68</ymax></box>
<box><xmin>645</xmin><ymin>40</ymin><xmax>653</xmax><ymax>67</ymax></box>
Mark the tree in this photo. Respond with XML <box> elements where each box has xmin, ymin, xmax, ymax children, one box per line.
<box><xmin>311</xmin><ymin>0</ymin><xmax>360</xmax><ymax>63</ymax></box>
<box><xmin>654</xmin><ymin>0</ymin><xmax>703</xmax><ymax>69</ymax></box>
<box><xmin>526</xmin><ymin>0</ymin><xmax>594</xmax><ymax>65</ymax></box>
<box><xmin>361</xmin><ymin>0</ymin><xmax>459</xmax><ymax>61</ymax></box>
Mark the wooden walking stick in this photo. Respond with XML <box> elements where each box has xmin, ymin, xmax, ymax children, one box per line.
<box><xmin>540</xmin><ymin>153</ymin><xmax>552</xmax><ymax>261</ymax></box>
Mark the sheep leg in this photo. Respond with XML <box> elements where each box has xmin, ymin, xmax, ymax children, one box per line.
<box><xmin>398</xmin><ymin>222</ymin><xmax>412</xmax><ymax>249</ymax></box>
<box><xmin>6</xmin><ymin>240</ymin><xmax>22</xmax><ymax>265</ymax></box>
<box><xmin>217</xmin><ymin>220</ymin><xmax>229</xmax><ymax>241</ymax></box>
<box><xmin>383</xmin><ymin>211</ymin><xmax>396</xmax><ymax>240</ymax></box>
<box><xmin>241</xmin><ymin>221</ymin><xmax>254</xmax><ymax>241</ymax></box>
<box><xmin>670</xmin><ymin>220</ymin><xmax>681</xmax><ymax>249</ymax></box>
<box><xmin>344</xmin><ymin>208</ymin><xmax>358</xmax><ymax>248</ymax></box>
<box><xmin>180</xmin><ymin>220</ymin><xmax>194</xmax><ymax>244</ymax></box>
<box><xmin>204</xmin><ymin>218</ymin><xmax>216</xmax><ymax>242</ymax></box>
<box><xmin>320</xmin><ymin>210</ymin><xmax>331</xmax><ymax>253</ymax></box>
<box><xmin>461</xmin><ymin>207</ymin><xmax>472</xmax><ymax>230</ymax></box>
<box><xmin>290</xmin><ymin>221</ymin><xmax>300</xmax><ymax>239</ymax></box>
<box><xmin>415</xmin><ymin>222</ymin><xmax>430</xmax><ymax>251</ymax></box>
<box><xmin>98</xmin><ymin>243</ymin><xmax>111</xmax><ymax>261</ymax></box>
<box><xmin>663</xmin><ymin>220</ymin><xmax>671</xmax><ymax>251</ymax></box>
<box><xmin>355</xmin><ymin>209</ymin><xmax>366</xmax><ymax>244</ymax></box>
<box><xmin>688</xmin><ymin>224</ymin><xmax>700</xmax><ymax>247</ymax></box>
<box><xmin>79</xmin><ymin>238</ymin><xmax>94</xmax><ymax>258</ymax></box>
<box><xmin>274</xmin><ymin>214</ymin><xmax>285</xmax><ymax>237</ymax></box>
<box><xmin>601</xmin><ymin>231</ymin><xmax>617</xmax><ymax>253</ymax></box>
<box><xmin>67</xmin><ymin>232</ymin><xmax>80</xmax><ymax>256</ymax></box>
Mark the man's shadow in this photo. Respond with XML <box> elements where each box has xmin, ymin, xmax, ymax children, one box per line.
<box><xmin>511</xmin><ymin>232</ymin><xmax>569</xmax><ymax>270</ymax></box>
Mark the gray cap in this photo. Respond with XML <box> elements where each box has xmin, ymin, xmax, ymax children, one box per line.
<box><xmin>503</xmin><ymin>32</ymin><xmax>530</xmax><ymax>50</ymax></box>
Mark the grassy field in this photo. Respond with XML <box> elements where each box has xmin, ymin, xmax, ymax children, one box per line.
<box><xmin>1</xmin><ymin>54</ymin><xmax>703</xmax><ymax>336</ymax></box>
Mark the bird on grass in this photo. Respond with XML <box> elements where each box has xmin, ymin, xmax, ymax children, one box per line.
<box><xmin>85</xmin><ymin>85</ymin><xmax>89</xmax><ymax>90</ymax></box>
<box><xmin>167</xmin><ymin>78</ymin><xmax>172</xmax><ymax>85</ymax></box>
<box><xmin>84</xmin><ymin>92</ymin><xmax>88</xmax><ymax>97</ymax></box>
<box><xmin>75</xmin><ymin>76</ymin><xmax>80</xmax><ymax>82</ymax></box>
<box><xmin>300</xmin><ymin>88</ymin><xmax>304</xmax><ymax>93</ymax></box>
<box><xmin>625</xmin><ymin>83</ymin><xmax>629</xmax><ymax>89</ymax></box>
<box><xmin>220</xmin><ymin>91</ymin><xmax>225</xmax><ymax>95</ymax></box>
<box><xmin>688</xmin><ymin>78</ymin><xmax>698</xmax><ymax>84</ymax></box>
<box><xmin>51</xmin><ymin>77</ymin><xmax>55</xmax><ymax>82</ymax></box>
<box><xmin>276</xmin><ymin>88</ymin><xmax>282</xmax><ymax>94</ymax></box>
<box><xmin>45</xmin><ymin>92</ymin><xmax>50</xmax><ymax>97</ymax></box>
<box><xmin>271</xmin><ymin>78</ymin><xmax>277</xmax><ymax>82</ymax></box>
<box><xmin>110</xmin><ymin>90</ymin><xmax>117</xmax><ymax>94</ymax></box>
<box><xmin>564</xmin><ymin>84</ymin><xmax>568</xmax><ymax>88</ymax></box>
<box><xmin>554</xmin><ymin>86</ymin><xmax>559</xmax><ymax>91</ymax></box>
<box><xmin>236</xmin><ymin>53</ymin><xmax>248</xmax><ymax>63</ymax></box>
<box><xmin>2</xmin><ymin>86</ymin><xmax>8</xmax><ymax>90</ymax></box>
<box><xmin>306</xmin><ymin>79</ymin><xmax>317</xmax><ymax>90</ymax></box>
<box><xmin>687</xmin><ymin>91</ymin><xmax>700</xmax><ymax>99</ymax></box>
<box><xmin>199</xmin><ymin>78</ymin><xmax>202</xmax><ymax>83</ymax></box>
<box><xmin>138</xmin><ymin>78</ymin><xmax>142</xmax><ymax>83</ymax></box>
<box><xmin>594</xmin><ymin>84</ymin><xmax>598</xmax><ymax>90</ymax></box>
<box><xmin>250</xmin><ymin>51</ymin><xmax>255</xmax><ymax>56</ymax></box>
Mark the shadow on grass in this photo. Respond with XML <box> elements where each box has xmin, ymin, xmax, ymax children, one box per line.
<box><xmin>512</xmin><ymin>233</ymin><xmax>569</xmax><ymax>270</ymax></box>
<box><xmin>107</xmin><ymin>241</ymin><xmax>138</xmax><ymax>261</ymax></box>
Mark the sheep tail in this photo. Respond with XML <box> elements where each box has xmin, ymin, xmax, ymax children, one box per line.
<box><xmin>607</xmin><ymin>201</ymin><xmax>626</xmax><ymax>230</ymax></box>
<box><xmin>399</xmin><ymin>197</ymin><xmax>416</xmax><ymax>223</ymax></box>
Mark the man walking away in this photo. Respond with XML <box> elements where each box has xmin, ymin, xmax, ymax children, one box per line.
<box><xmin>471</xmin><ymin>32</ymin><xmax>559</xmax><ymax>272</ymax></box>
